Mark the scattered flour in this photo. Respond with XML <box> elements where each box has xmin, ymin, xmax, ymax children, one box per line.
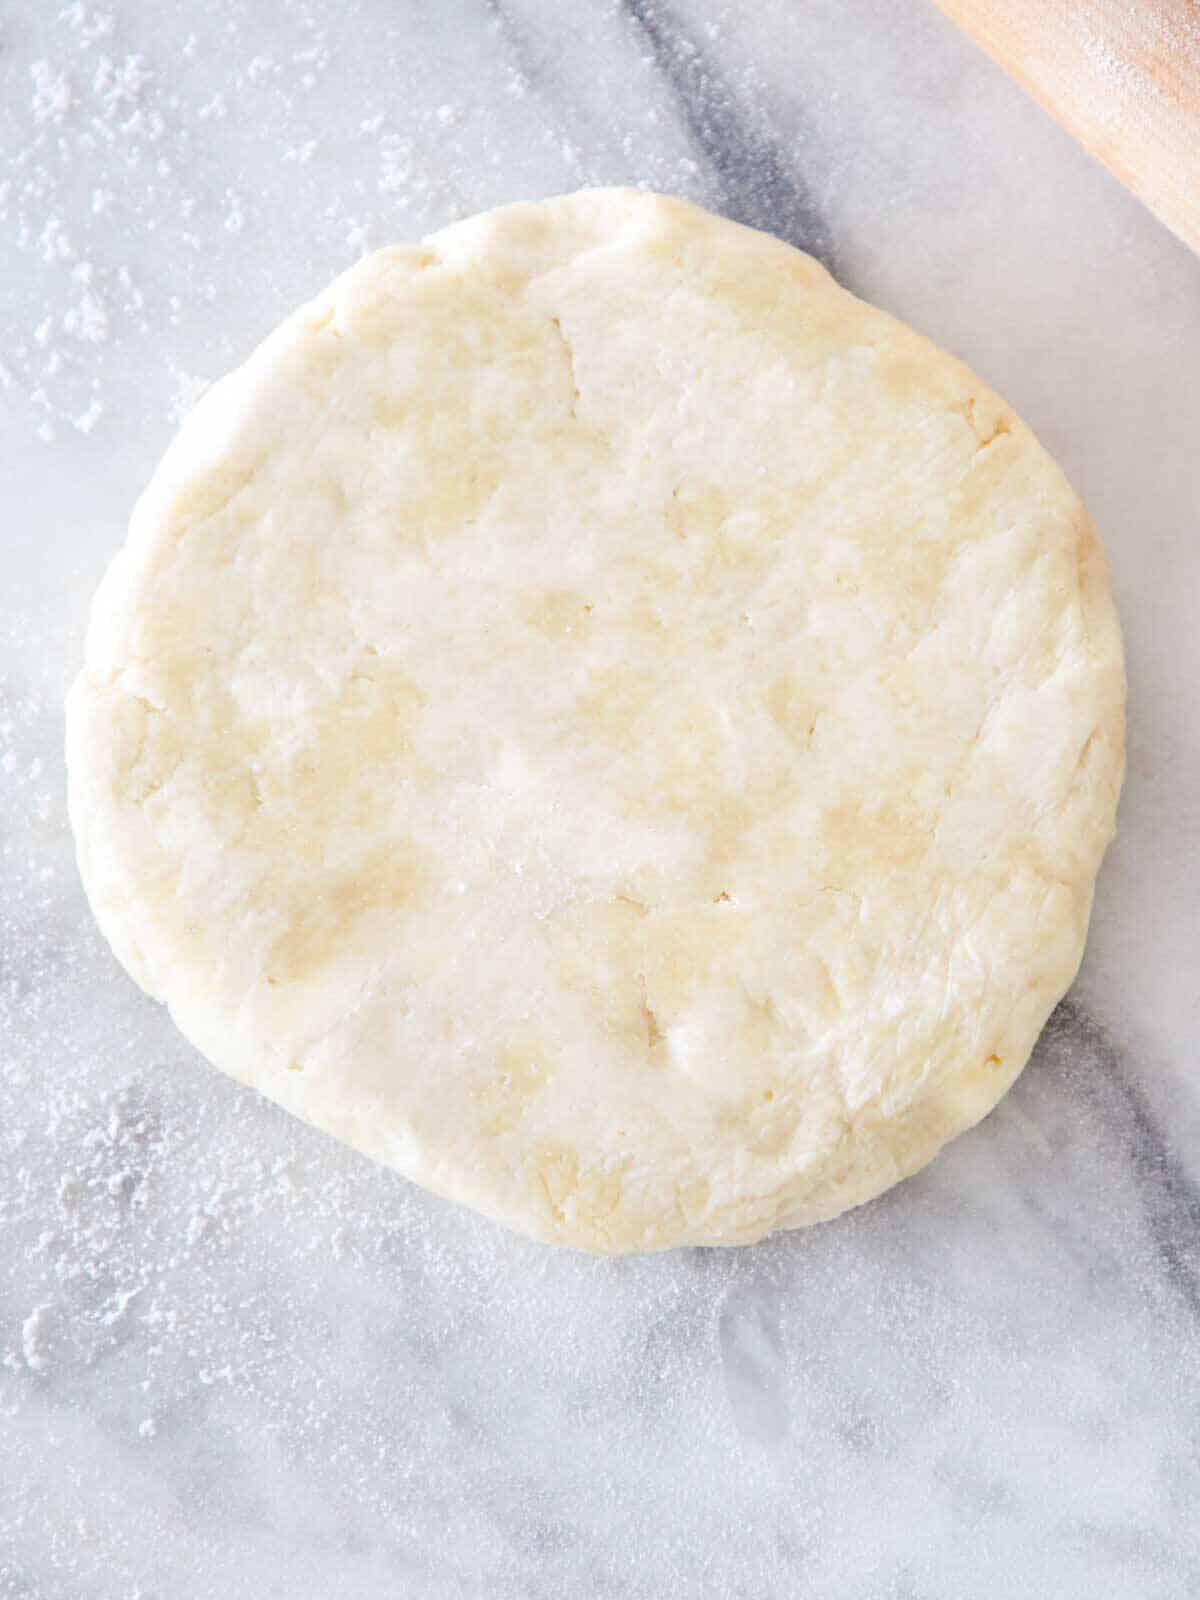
<box><xmin>0</xmin><ymin>0</ymin><xmax>733</xmax><ymax>450</ymax></box>
<box><xmin>20</xmin><ymin>1303</ymin><xmax>53</xmax><ymax>1371</ymax></box>
<box><xmin>167</xmin><ymin>366</ymin><xmax>212</xmax><ymax>424</ymax></box>
<box><xmin>30</xmin><ymin>61</ymin><xmax>74</xmax><ymax>128</ymax></box>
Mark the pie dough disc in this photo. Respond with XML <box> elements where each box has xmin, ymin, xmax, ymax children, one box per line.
<box><xmin>66</xmin><ymin>190</ymin><xmax>1125</xmax><ymax>1252</ymax></box>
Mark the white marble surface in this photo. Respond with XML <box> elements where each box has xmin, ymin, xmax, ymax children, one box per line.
<box><xmin>2</xmin><ymin>1</ymin><xmax>1199</xmax><ymax>1595</ymax></box>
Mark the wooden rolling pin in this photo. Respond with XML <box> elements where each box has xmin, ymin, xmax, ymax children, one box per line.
<box><xmin>930</xmin><ymin>0</ymin><xmax>1200</xmax><ymax>256</ymax></box>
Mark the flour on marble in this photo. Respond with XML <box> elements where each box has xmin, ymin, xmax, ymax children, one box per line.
<box><xmin>1</xmin><ymin>0</ymin><xmax>789</xmax><ymax>452</ymax></box>
<box><xmin>20</xmin><ymin>1304</ymin><xmax>53</xmax><ymax>1371</ymax></box>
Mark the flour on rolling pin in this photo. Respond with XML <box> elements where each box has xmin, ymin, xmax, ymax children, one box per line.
<box><xmin>931</xmin><ymin>0</ymin><xmax>1200</xmax><ymax>256</ymax></box>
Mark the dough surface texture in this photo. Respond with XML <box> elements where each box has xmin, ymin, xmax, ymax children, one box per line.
<box><xmin>67</xmin><ymin>190</ymin><xmax>1125</xmax><ymax>1252</ymax></box>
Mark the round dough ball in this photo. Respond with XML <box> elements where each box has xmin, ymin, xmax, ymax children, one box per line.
<box><xmin>66</xmin><ymin>190</ymin><xmax>1125</xmax><ymax>1253</ymax></box>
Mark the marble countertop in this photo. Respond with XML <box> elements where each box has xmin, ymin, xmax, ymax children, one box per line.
<box><xmin>2</xmin><ymin>2</ymin><xmax>1199</xmax><ymax>1595</ymax></box>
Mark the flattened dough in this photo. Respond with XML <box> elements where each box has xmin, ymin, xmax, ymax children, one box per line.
<box><xmin>66</xmin><ymin>190</ymin><xmax>1125</xmax><ymax>1252</ymax></box>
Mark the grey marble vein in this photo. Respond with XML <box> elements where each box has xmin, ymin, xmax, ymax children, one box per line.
<box><xmin>620</xmin><ymin>0</ymin><xmax>840</xmax><ymax>271</ymax></box>
<box><xmin>1048</xmin><ymin>1000</ymin><xmax>1200</xmax><ymax>1321</ymax></box>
